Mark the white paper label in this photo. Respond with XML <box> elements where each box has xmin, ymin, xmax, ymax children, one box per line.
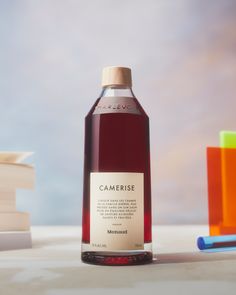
<box><xmin>90</xmin><ymin>172</ymin><xmax>144</xmax><ymax>251</ymax></box>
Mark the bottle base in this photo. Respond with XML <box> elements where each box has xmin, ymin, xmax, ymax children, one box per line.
<box><xmin>81</xmin><ymin>251</ymin><xmax>153</xmax><ymax>266</ymax></box>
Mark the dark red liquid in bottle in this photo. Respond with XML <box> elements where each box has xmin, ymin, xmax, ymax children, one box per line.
<box><xmin>81</xmin><ymin>76</ymin><xmax>152</xmax><ymax>266</ymax></box>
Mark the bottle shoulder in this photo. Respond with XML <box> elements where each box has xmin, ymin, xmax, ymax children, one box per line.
<box><xmin>85</xmin><ymin>97</ymin><xmax>100</xmax><ymax>118</ymax></box>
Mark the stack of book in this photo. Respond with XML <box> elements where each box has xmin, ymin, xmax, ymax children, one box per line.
<box><xmin>0</xmin><ymin>152</ymin><xmax>35</xmax><ymax>250</ymax></box>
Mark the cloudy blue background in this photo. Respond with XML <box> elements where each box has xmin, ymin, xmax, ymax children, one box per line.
<box><xmin>0</xmin><ymin>0</ymin><xmax>236</xmax><ymax>225</ymax></box>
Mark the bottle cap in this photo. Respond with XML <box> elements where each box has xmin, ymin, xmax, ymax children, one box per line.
<box><xmin>102</xmin><ymin>66</ymin><xmax>132</xmax><ymax>87</ymax></box>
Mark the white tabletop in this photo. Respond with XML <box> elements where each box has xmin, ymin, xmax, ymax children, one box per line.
<box><xmin>0</xmin><ymin>226</ymin><xmax>235</xmax><ymax>295</ymax></box>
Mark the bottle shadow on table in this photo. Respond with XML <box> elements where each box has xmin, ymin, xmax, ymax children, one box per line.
<box><xmin>152</xmin><ymin>251</ymin><xmax>236</xmax><ymax>264</ymax></box>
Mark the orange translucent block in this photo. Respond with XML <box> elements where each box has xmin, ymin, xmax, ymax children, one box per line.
<box><xmin>207</xmin><ymin>148</ymin><xmax>222</xmax><ymax>235</ymax></box>
<box><xmin>207</xmin><ymin>147</ymin><xmax>236</xmax><ymax>235</ymax></box>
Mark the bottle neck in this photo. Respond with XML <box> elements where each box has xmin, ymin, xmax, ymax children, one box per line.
<box><xmin>100</xmin><ymin>85</ymin><xmax>135</xmax><ymax>98</ymax></box>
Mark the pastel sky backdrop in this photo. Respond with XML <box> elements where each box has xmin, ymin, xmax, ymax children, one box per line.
<box><xmin>0</xmin><ymin>0</ymin><xmax>236</xmax><ymax>225</ymax></box>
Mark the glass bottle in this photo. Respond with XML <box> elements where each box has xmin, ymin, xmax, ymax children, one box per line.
<box><xmin>81</xmin><ymin>66</ymin><xmax>152</xmax><ymax>265</ymax></box>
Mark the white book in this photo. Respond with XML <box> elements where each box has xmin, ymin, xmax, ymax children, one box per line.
<box><xmin>0</xmin><ymin>201</ymin><xmax>16</xmax><ymax>212</ymax></box>
<box><xmin>0</xmin><ymin>190</ymin><xmax>16</xmax><ymax>212</ymax></box>
<box><xmin>0</xmin><ymin>212</ymin><xmax>30</xmax><ymax>231</ymax></box>
<box><xmin>0</xmin><ymin>152</ymin><xmax>33</xmax><ymax>164</ymax></box>
<box><xmin>0</xmin><ymin>163</ymin><xmax>35</xmax><ymax>189</ymax></box>
<box><xmin>0</xmin><ymin>189</ymin><xmax>16</xmax><ymax>200</ymax></box>
<box><xmin>0</xmin><ymin>152</ymin><xmax>33</xmax><ymax>233</ymax></box>
<box><xmin>0</xmin><ymin>231</ymin><xmax>32</xmax><ymax>251</ymax></box>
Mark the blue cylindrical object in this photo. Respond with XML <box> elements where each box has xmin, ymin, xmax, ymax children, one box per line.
<box><xmin>197</xmin><ymin>234</ymin><xmax>236</xmax><ymax>250</ymax></box>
